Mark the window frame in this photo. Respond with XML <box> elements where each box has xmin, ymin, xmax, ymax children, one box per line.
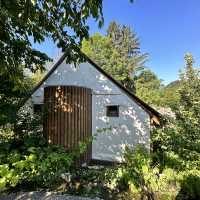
<box><xmin>106</xmin><ymin>105</ymin><xmax>119</xmax><ymax>117</ymax></box>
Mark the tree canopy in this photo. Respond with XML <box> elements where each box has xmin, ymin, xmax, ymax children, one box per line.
<box><xmin>162</xmin><ymin>80</ymin><xmax>181</xmax><ymax>108</ymax></box>
<box><xmin>0</xmin><ymin>0</ymin><xmax>104</xmax><ymax>74</ymax></box>
<box><xmin>154</xmin><ymin>54</ymin><xmax>200</xmax><ymax>166</ymax></box>
<box><xmin>135</xmin><ymin>69</ymin><xmax>164</xmax><ymax>107</ymax></box>
<box><xmin>175</xmin><ymin>53</ymin><xmax>200</xmax><ymax>153</ymax></box>
<box><xmin>82</xmin><ymin>21</ymin><xmax>148</xmax><ymax>93</ymax></box>
<box><xmin>0</xmin><ymin>0</ymin><xmax>104</xmax><ymax>125</ymax></box>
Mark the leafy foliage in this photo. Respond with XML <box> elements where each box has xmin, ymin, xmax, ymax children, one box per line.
<box><xmin>82</xmin><ymin>21</ymin><xmax>148</xmax><ymax>93</ymax></box>
<box><xmin>171</xmin><ymin>54</ymin><xmax>200</xmax><ymax>162</ymax></box>
<box><xmin>148</xmin><ymin>53</ymin><xmax>200</xmax><ymax>199</ymax></box>
<box><xmin>0</xmin><ymin>0</ymin><xmax>105</xmax><ymax>126</ymax></box>
<box><xmin>135</xmin><ymin>69</ymin><xmax>164</xmax><ymax>107</ymax></box>
<box><xmin>162</xmin><ymin>80</ymin><xmax>181</xmax><ymax>108</ymax></box>
<box><xmin>0</xmin><ymin>0</ymin><xmax>104</xmax><ymax>71</ymax></box>
<box><xmin>30</xmin><ymin>69</ymin><xmax>47</xmax><ymax>86</ymax></box>
<box><xmin>122</xmin><ymin>145</ymin><xmax>156</xmax><ymax>200</ymax></box>
<box><xmin>107</xmin><ymin>21</ymin><xmax>148</xmax><ymax>92</ymax></box>
<box><xmin>120</xmin><ymin>144</ymin><xmax>200</xmax><ymax>200</ymax></box>
<box><xmin>0</xmin><ymin>134</ymin><xmax>71</xmax><ymax>191</ymax></box>
<box><xmin>14</xmin><ymin>100</ymin><xmax>43</xmax><ymax>137</ymax></box>
<box><xmin>178</xmin><ymin>172</ymin><xmax>200</xmax><ymax>200</ymax></box>
<box><xmin>152</xmin><ymin>54</ymin><xmax>200</xmax><ymax>163</ymax></box>
<box><xmin>0</xmin><ymin>70</ymin><xmax>32</xmax><ymax>125</ymax></box>
<box><xmin>0</xmin><ymin>132</ymin><xmax>89</xmax><ymax>191</ymax></box>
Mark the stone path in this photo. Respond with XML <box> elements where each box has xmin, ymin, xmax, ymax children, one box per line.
<box><xmin>0</xmin><ymin>192</ymin><xmax>102</xmax><ymax>200</ymax></box>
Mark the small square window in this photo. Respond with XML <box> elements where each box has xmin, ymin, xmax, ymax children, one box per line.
<box><xmin>106</xmin><ymin>105</ymin><xmax>119</xmax><ymax>117</ymax></box>
<box><xmin>33</xmin><ymin>104</ymin><xmax>43</xmax><ymax>113</ymax></box>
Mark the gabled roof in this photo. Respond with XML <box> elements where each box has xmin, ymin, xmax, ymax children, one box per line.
<box><xmin>27</xmin><ymin>51</ymin><xmax>161</xmax><ymax>125</ymax></box>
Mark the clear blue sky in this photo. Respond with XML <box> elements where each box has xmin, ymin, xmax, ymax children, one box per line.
<box><xmin>34</xmin><ymin>0</ymin><xmax>200</xmax><ymax>84</ymax></box>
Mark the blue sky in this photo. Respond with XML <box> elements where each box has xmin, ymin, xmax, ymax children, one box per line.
<box><xmin>34</xmin><ymin>0</ymin><xmax>200</xmax><ymax>84</ymax></box>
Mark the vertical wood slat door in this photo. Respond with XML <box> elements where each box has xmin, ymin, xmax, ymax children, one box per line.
<box><xmin>44</xmin><ymin>86</ymin><xmax>92</xmax><ymax>165</ymax></box>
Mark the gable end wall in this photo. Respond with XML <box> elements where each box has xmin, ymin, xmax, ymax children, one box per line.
<box><xmin>32</xmin><ymin>61</ymin><xmax>150</xmax><ymax>162</ymax></box>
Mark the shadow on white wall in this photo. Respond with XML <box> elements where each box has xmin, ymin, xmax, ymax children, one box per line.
<box><xmin>32</xmin><ymin>61</ymin><xmax>151</xmax><ymax>162</ymax></box>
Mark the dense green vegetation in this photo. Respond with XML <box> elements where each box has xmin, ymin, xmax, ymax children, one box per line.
<box><xmin>0</xmin><ymin>109</ymin><xmax>87</xmax><ymax>192</ymax></box>
<box><xmin>0</xmin><ymin>0</ymin><xmax>105</xmax><ymax>126</ymax></box>
<box><xmin>135</xmin><ymin>69</ymin><xmax>164</xmax><ymax>107</ymax></box>
<box><xmin>0</xmin><ymin>135</ymin><xmax>73</xmax><ymax>190</ymax></box>
<box><xmin>82</xmin><ymin>21</ymin><xmax>148</xmax><ymax>93</ymax></box>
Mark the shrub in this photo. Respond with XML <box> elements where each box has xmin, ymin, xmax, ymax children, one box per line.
<box><xmin>123</xmin><ymin>145</ymin><xmax>157</xmax><ymax>200</ymax></box>
<box><xmin>152</xmin><ymin>117</ymin><xmax>200</xmax><ymax>172</ymax></box>
<box><xmin>15</xmin><ymin>101</ymin><xmax>43</xmax><ymax>138</ymax></box>
<box><xmin>177</xmin><ymin>170</ymin><xmax>200</xmax><ymax>200</ymax></box>
<box><xmin>0</xmin><ymin>106</ymin><xmax>90</xmax><ymax>192</ymax></box>
<box><xmin>0</xmin><ymin>128</ymin><xmax>15</xmax><ymax>142</ymax></box>
<box><xmin>122</xmin><ymin>145</ymin><xmax>195</xmax><ymax>200</ymax></box>
<box><xmin>0</xmin><ymin>135</ymin><xmax>74</xmax><ymax>191</ymax></box>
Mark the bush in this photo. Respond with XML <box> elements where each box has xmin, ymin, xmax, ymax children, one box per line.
<box><xmin>0</xmin><ymin>134</ymin><xmax>74</xmax><ymax>191</ymax></box>
<box><xmin>15</xmin><ymin>100</ymin><xmax>43</xmax><ymax>138</ymax></box>
<box><xmin>0</xmin><ymin>104</ymin><xmax>89</xmax><ymax>192</ymax></box>
<box><xmin>122</xmin><ymin>145</ymin><xmax>157</xmax><ymax>200</ymax></box>
<box><xmin>0</xmin><ymin>128</ymin><xmax>15</xmax><ymax>142</ymax></box>
<box><xmin>152</xmin><ymin>116</ymin><xmax>200</xmax><ymax>172</ymax></box>
<box><xmin>121</xmin><ymin>145</ymin><xmax>199</xmax><ymax>200</ymax></box>
<box><xmin>177</xmin><ymin>170</ymin><xmax>200</xmax><ymax>200</ymax></box>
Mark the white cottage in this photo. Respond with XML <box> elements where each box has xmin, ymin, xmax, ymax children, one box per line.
<box><xmin>28</xmin><ymin>52</ymin><xmax>161</xmax><ymax>163</ymax></box>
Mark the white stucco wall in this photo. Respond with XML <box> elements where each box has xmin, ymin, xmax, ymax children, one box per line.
<box><xmin>32</xmin><ymin>61</ymin><xmax>150</xmax><ymax>162</ymax></box>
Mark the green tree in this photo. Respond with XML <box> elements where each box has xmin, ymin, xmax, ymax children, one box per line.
<box><xmin>0</xmin><ymin>0</ymin><xmax>104</xmax><ymax>73</ymax></box>
<box><xmin>31</xmin><ymin>69</ymin><xmax>46</xmax><ymax>86</ymax></box>
<box><xmin>82</xmin><ymin>33</ymin><xmax>127</xmax><ymax>80</ymax></box>
<box><xmin>162</xmin><ymin>80</ymin><xmax>181</xmax><ymax>109</ymax></box>
<box><xmin>161</xmin><ymin>54</ymin><xmax>196</xmax><ymax>109</ymax></box>
<box><xmin>107</xmin><ymin>21</ymin><xmax>143</xmax><ymax>63</ymax></box>
<box><xmin>0</xmin><ymin>67</ymin><xmax>34</xmax><ymax>125</ymax></box>
<box><xmin>0</xmin><ymin>0</ymin><xmax>104</xmax><ymax>125</ymax></box>
<box><xmin>82</xmin><ymin>22</ymin><xmax>148</xmax><ymax>92</ymax></box>
<box><xmin>135</xmin><ymin>70</ymin><xmax>164</xmax><ymax>107</ymax></box>
<box><xmin>174</xmin><ymin>53</ymin><xmax>200</xmax><ymax>160</ymax></box>
<box><xmin>107</xmin><ymin>21</ymin><xmax>148</xmax><ymax>91</ymax></box>
<box><xmin>153</xmin><ymin>54</ymin><xmax>200</xmax><ymax>167</ymax></box>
